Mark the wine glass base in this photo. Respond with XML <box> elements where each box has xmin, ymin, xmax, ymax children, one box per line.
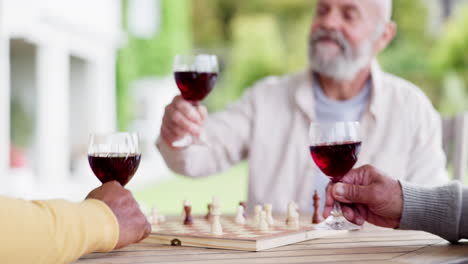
<box><xmin>315</xmin><ymin>216</ymin><xmax>362</xmax><ymax>231</ymax></box>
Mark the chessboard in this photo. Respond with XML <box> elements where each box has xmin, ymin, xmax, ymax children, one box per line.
<box><xmin>146</xmin><ymin>215</ymin><xmax>345</xmax><ymax>251</ymax></box>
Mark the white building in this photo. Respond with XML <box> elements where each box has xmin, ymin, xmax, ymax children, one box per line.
<box><xmin>0</xmin><ymin>0</ymin><xmax>174</xmax><ymax>201</ymax></box>
<box><xmin>0</xmin><ymin>0</ymin><xmax>123</xmax><ymax>199</ymax></box>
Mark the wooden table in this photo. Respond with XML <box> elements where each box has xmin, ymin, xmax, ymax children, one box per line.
<box><xmin>75</xmin><ymin>225</ymin><xmax>468</xmax><ymax>264</ymax></box>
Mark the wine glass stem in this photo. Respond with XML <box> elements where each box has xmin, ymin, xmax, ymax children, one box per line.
<box><xmin>331</xmin><ymin>200</ymin><xmax>343</xmax><ymax>217</ymax></box>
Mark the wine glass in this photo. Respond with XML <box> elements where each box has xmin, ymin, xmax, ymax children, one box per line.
<box><xmin>88</xmin><ymin>132</ymin><xmax>141</xmax><ymax>186</ymax></box>
<box><xmin>309</xmin><ymin>122</ymin><xmax>362</xmax><ymax>230</ymax></box>
<box><xmin>172</xmin><ymin>54</ymin><xmax>219</xmax><ymax>147</ymax></box>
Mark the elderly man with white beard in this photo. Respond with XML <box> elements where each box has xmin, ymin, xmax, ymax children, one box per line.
<box><xmin>156</xmin><ymin>0</ymin><xmax>449</xmax><ymax>214</ymax></box>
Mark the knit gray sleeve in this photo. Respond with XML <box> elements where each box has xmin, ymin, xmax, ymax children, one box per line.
<box><xmin>398</xmin><ymin>181</ymin><xmax>464</xmax><ymax>243</ymax></box>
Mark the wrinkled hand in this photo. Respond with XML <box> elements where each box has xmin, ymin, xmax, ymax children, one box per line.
<box><xmin>160</xmin><ymin>95</ymin><xmax>208</xmax><ymax>146</ymax></box>
<box><xmin>87</xmin><ymin>181</ymin><xmax>151</xmax><ymax>249</ymax></box>
<box><xmin>324</xmin><ymin>165</ymin><xmax>403</xmax><ymax>228</ymax></box>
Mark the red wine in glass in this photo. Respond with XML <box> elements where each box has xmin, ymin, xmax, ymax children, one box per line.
<box><xmin>309</xmin><ymin>141</ymin><xmax>361</xmax><ymax>183</ymax></box>
<box><xmin>172</xmin><ymin>54</ymin><xmax>218</xmax><ymax>147</ymax></box>
<box><xmin>88</xmin><ymin>153</ymin><xmax>141</xmax><ymax>186</ymax></box>
<box><xmin>175</xmin><ymin>71</ymin><xmax>218</xmax><ymax>102</ymax></box>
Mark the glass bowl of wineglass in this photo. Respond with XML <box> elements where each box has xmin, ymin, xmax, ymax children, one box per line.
<box><xmin>172</xmin><ymin>54</ymin><xmax>218</xmax><ymax>147</ymax></box>
<box><xmin>309</xmin><ymin>122</ymin><xmax>362</xmax><ymax>230</ymax></box>
<box><xmin>88</xmin><ymin>132</ymin><xmax>141</xmax><ymax>186</ymax></box>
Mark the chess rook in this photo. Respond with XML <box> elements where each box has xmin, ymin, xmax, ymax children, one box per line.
<box><xmin>210</xmin><ymin>207</ymin><xmax>223</xmax><ymax>235</ymax></box>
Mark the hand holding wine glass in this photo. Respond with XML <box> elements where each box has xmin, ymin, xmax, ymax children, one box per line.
<box><xmin>309</xmin><ymin>122</ymin><xmax>362</xmax><ymax>230</ymax></box>
<box><xmin>161</xmin><ymin>54</ymin><xmax>218</xmax><ymax>148</ymax></box>
<box><xmin>323</xmin><ymin>165</ymin><xmax>403</xmax><ymax>228</ymax></box>
<box><xmin>160</xmin><ymin>95</ymin><xmax>208</xmax><ymax>146</ymax></box>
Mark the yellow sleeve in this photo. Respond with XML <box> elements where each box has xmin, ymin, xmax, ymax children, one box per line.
<box><xmin>0</xmin><ymin>196</ymin><xmax>119</xmax><ymax>264</ymax></box>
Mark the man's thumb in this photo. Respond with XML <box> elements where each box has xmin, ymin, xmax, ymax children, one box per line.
<box><xmin>332</xmin><ymin>183</ymin><xmax>371</xmax><ymax>204</ymax></box>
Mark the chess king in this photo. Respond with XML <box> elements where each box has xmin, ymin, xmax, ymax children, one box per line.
<box><xmin>156</xmin><ymin>0</ymin><xmax>449</xmax><ymax>213</ymax></box>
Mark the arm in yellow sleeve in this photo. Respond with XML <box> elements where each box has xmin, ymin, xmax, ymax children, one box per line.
<box><xmin>0</xmin><ymin>196</ymin><xmax>119</xmax><ymax>264</ymax></box>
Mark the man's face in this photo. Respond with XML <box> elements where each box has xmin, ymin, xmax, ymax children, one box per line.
<box><xmin>308</xmin><ymin>0</ymin><xmax>385</xmax><ymax>81</ymax></box>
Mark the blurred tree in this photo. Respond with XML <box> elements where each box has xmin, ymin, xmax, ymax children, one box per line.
<box><xmin>117</xmin><ymin>0</ymin><xmax>468</xmax><ymax>120</ymax></box>
<box><xmin>429</xmin><ymin>3</ymin><xmax>468</xmax><ymax>114</ymax></box>
<box><xmin>209</xmin><ymin>15</ymin><xmax>285</xmax><ymax>110</ymax></box>
<box><xmin>379</xmin><ymin>0</ymin><xmax>443</xmax><ymax>103</ymax></box>
<box><xmin>192</xmin><ymin>0</ymin><xmax>225</xmax><ymax>49</ymax></box>
<box><xmin>196</xmin><ymin>0</ymin><xmax>316</xmax><ymax>110</ymax></box>
<box><xmin>117</xmin><ymin>0</ymin><xmax>192</xmax><ymax>130</ymax></box>
<box><xmin>390</xmin><ymin>0</ymin><xmax>430</xmax><ymax>45</ymax></box>
<box><xmin>438</xmin><ymin>72</ymin><xmax>467</xmax><ymax>116</ymax></box>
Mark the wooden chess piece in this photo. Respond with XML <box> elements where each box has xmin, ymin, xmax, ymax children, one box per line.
<box><xmin>312</xmin><ymin>190</ymin><xmax>324</xmax><ymax>224</ymax></box>
<box><xmin>239</xmin><ymin>201</ymin><xmax>247</xmax><ymax>218</ymax></box>
<box><xmin>205</xmin><ymin>203</ymin><xmax>213</xmax><ymax>221</ymax></box>
<box><xmin>184</xmin><ymin>200</ymin><xmax>193</xmax><ymax>225</ymax></box>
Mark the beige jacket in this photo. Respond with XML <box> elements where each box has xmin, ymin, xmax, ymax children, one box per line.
<box><xmin>157</xmin><ymin>63</ymin><xmax>449</xmax><ymax>213</ymax></box>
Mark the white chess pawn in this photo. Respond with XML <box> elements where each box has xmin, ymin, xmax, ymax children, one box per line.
<box><xmin>264</xmin><ymin>204</ymin><xmax>275</xmax><ymax>226</ymax></box>
<box><xmin>211</xmin><ymin>207</ymin><xmax>223</xmax><ymax>235</ymax></box>
<box><xmin>253</xmin><ymin>205</ymin><xmax>262</xmax><ymax>226</ymax></box>
<box><xmin>288</xmin><ymin>211</ymin><xmax>300</xmax><ymax>229</ymax></box>
<box><xmin>287</xmin><ymin>201</ymin><xmax>300</xmax><ymax>228</ymax></box>
<box><xmin>259</xmin><ymin>211</ymin><xmax>269</xmax><ymax>231</ymax></box>
<box><xmin>235</xmin><ymin>205</ymin><xmax>246</xmax><ymax>225</ymax></box>
<box><xmin>150</xmin><ymin>207</ymin><xmax>159</xmax><ymax>225</ymax></box>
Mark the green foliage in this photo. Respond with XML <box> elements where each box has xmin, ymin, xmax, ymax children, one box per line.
<box><xmin>10</xmin><ymin>99</ymin><xmax>33</xmax><ymax>148</ymax></box>
<box><xmin>380</xmin><ymin>0</ymin><xmax>468</xmax><ymax>113</ymax></box>
<box><xmin>117</xmin><ymin>0</ymin><xmax>468</xmax><ymax>122</ymax></box>
<box><xmin>117</xmin><ymin>0</ymin><xmax>192</xmax><ymax>130</ymax></box>
<box><xmin>197</xmin><ymin>1</ymin><xmax>315</xmax><ymax>111</ymax></box>
<box><xmin>438</xmin><ymin>72</ymin><xmax>468</xmax><ymax>116</ymax></box>
<box><xmin>429</xmin><ymin>4</ymin><xmax>468</xmax><ymax>113</ymax></box>
<box><xmin>431</xmin><ymin>4</ymin><xmax>468</xmax><ymax>76</ymax></box>
<box><xmin>209</xmin><ymin>15</ymin><xmax>285</xmax><ymax>110</ymax></box>
<box><xmin>191</xmin><ymin>0</ymin><xmax>225</xmax><ymax>48</ymax></box>
<box><xmin>379</xmin><ymin>0</ymin><xmax>444</xmax><ymax>104</ymax></box>
<box><xmin>390</xmin><ymin>0</ymin><xmax>430</xmax><ymax>46</ymax></box>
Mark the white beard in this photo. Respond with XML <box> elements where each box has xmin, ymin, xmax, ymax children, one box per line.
<box><xmin>308</xmin><ymin>27</ymin><xmax>383</xmax><ymax>81</ymax></box>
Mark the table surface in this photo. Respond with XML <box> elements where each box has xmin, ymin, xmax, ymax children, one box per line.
<box><xmin>75</xmin><ymin>225</ymin><xmax>468</xmax><ymax>264</ymax></box>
